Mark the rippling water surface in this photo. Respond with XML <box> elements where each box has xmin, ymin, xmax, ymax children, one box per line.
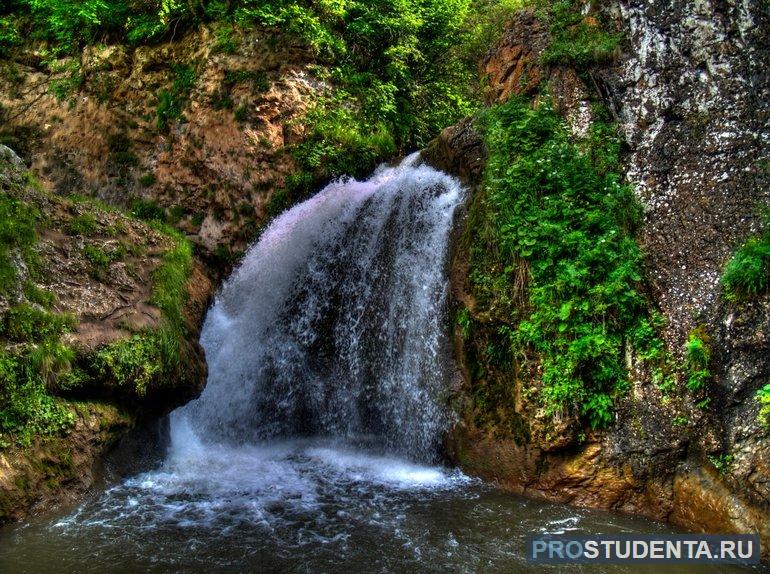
<box><xmin>0</xmin><ymin>432</ymin><xmax>762</xmax><ymax>573</ymax></box>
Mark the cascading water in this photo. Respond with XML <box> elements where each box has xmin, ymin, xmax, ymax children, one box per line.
<box><xmin>0</xmin><ymin>156</ymin><xmax>727</xmax><ymax>574</ymax></box>
<box><xmin>176</xmin><ymin>153</ymin><xmax>463</xmax><ymax>460</ymax></box>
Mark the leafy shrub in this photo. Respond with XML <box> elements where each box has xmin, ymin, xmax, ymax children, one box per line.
<box><xmin>0</xmin><ymin>304</ymin><xmax>76</xmax><ymax>445</ymax></box>
<box><xmin>539</xmin><ymin>0</ymin><xmax>620</xmax><ymax>69</ymax></box>
<box><xmin>0</xmin><ymin>15</ymin><xmax>21</xmax><ymax>57</ymax></box>
<box><xmin>475</xmin><ymin>98</ymin><xmax>654</xmax><ymax>428</ymax></box>
<box><xmin>91</xmin><ymin>329</ymin><xmax>177</xmax><ymax>397</ymax></box>
<box><xmin>722</xmin><ymin>213</ymin><xmax>770</xmax><ymax>301</ymax></box>
<box><xmin>708</xmin><ymin>453</ymin><xmax>733</xmax><ymax>476</ymax></box>
<box><xmin>293</xmin><ymin>99</ymin><xmax>396</xmax><ymax>181</ymax></box>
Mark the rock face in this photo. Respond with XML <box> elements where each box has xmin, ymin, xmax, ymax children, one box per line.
<box><xmin>0</xmin><ymin>25</ymin><xmax>319</xmax><ymax>258</ymax></box>
<box><xmin>0</xmin><ymin>144</ymin><xmax>211</xmax><ymax>522</ymax></box>
<box><xmin>430</xmin><ymin>0</ymin><xmax>770</xmax><ymax>559</ymax></box>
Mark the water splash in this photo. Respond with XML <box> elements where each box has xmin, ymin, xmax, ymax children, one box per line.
<box><xmin>176</xmin><ymin>153</ymin><xmax>465</xmax><ymax>460</ymax></box>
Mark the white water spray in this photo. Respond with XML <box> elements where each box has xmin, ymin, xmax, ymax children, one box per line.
<box><xmin>174</xmin><ymin>154</ymin><xmax>464</xmax><ymax>461</ymax></box>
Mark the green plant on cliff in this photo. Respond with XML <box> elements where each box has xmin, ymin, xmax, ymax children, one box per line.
<box><xmin>722</xmin><ymin>210</ymin><xmax>770</xmax><ymax>301</ymax></box>
<box><xmin>0</xmin><ymin>190</ymin><xmax>39</xmax><ymax>295</ymax></box>
<box><xmin>474</xmin><ymin>97</ymin><xmax>654</xmax><ymax>429</ymax></box>
<box><xmin>0</xmin><ymin>305</ymin><xmax>77</xmax><ymax>446</ymax></box>
<box><xmin>90</xmin><ymin>226</ymin><xmax>192</xmax><ymax>396</ymax></box>
<box><xmin>538</xmin><ymin>0</ymin><xmax>620</xmax><ymax>69</ymax></box>
<box><xmin>757</xmin><ymin>384</ymin><xmax>770</xmax><ymax>428</ymax></box>
<box><xmin>684</xmin><ymin>327</ymin><xmax>711</xmax><ymax>392</ymax></box>
<box><xmin>156</xmin><ymin>64</ymin><xmax>197</xmax><ymax>131</ymax></box>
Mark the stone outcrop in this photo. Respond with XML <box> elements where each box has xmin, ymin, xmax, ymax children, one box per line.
<box><xmin>428</xmin><ymin>0</ymin><xmax>770</xmax><ymax>559</ymax></box>
<box><xmin>0</xmin><ymin>144</ymin><xmax>211</xmax><ymax>521</ymax></box>
<box><xmin>0</xmin><ymin>25</ymin><xmax>320</xmax><ymax>258</ymax></box>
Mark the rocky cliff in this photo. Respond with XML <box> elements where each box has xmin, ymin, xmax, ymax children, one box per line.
<box><xmin>427</xmin><ymin>0</ymin><xmax>770</xmax><ymax>558</ymax></box>
<box><xmin>0</xmin><ymin>144</ymin><xmax>210</xmax><ymax>521</ymax></box>
<box><xmin>1</xmin><ymin>24</ymin><xmax>318</xmax><ymax>260</ymax></box>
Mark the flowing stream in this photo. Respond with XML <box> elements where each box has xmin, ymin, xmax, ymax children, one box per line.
<box><xmin>0</xmin><ymin>157</ymin><xmax>761</xmax><ymax>573</ymax></box>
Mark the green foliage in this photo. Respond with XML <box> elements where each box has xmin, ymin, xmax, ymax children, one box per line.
<box><xmin>224</xmin><ymin>69</ymin><xmax>269</xmax><ymax>92</ymax></box>
<box><xmin>107</xmin><ymin>132</ymin><xmax>138</xmax><ymax>167</ymax></box>
<box><xmin>82</xmin><ymin>244</ymin><xmax>114</xmax><ymax>279</ymax></box>
<box><xmin>457</xmin><ymin>307</ymin><xmax>472</xmax><ymax>340</ymax></box>
<box><xmin>0</xmin><ymin>191</ymin><xmax>39</xmax><ymax>295</ymax></box>
<box><xmin>131</xmin><ymin>198</ymin><xmax>166</xmax><ymax>222</ymax></box>
<box><xmin>0</xmin><ymin>305</ymin><xmax>76</xmax><ymax>446</ymax></box>
<box><xmin>685</xmin><ymin>327</ymin><xmax>711</xmax><ymax>392</ymax></box>
<box><xmin>91</xmin><ymin>228</ymin><xmax>192</xmax><ymax>396</ymax></box>
<box><xmin>459</xmin><ymin>0</ymin><xmax>525</xmax><ymax>71</ymax></box>
<box><xmin>293</xmin><ymin>98</ymin><xmax>397</xmax><ymax>181</ymax></box>
<box><xmin>1</xmin><ymin>304</ymin><xmax>74</xmax><ymax>343</ymax></box>
<box><xmin>233</xmin><ymin>104</ymin><xmax>249</xmax><ymax>122</ymax></box>
<box><xmin>48</xmin><ymin>60</ymin><xmax>84</xmax><ymax>102</ymax></box>
<box><xmin>475</xmin><ymin>98</ymin><xmax>654</xmax><ymax>428</ymax></box>
<box><xmin>757</xmin><ymin>384</ymin><xmax>770</xmax><ymax>428</ymax></box>
<box><xmin>0</xmin><ymin>15</ymin><xmax>22</xmax><ymax>57</ymax></box>
<box><xmin>722</xmin><ymin>212</ymin><xmax>770</xmax><ymax>301</ymax></box>
<box><xmin>91</xmin><ymin>328</ymin><xmax>178</xmax><ymax>397</ymax></box>
<box><xmin>213</xmin><ymin>24</ymin><xmax>237</xmax><ymax>53</ymax></box>
<box><xmin>265</xmin><ymin>189</ymin><xmax>288</xmax><ymax>221</ymax></box>
<box><xmin>23</xmin><ymin>282</ymin><xmax>56</xmax><ymax>308</ymax></box>
<box><xmin>138</xmin><ymin>172</ymin><xmax>157</xmax><ymax>187</ymax></box>
<box><xmin>156</xmin><ymin>64</ymin><xmax>197</xmax><ymax>131</ymax></box>
<box><xmin>708</xmin><ymin>453</ymin><xmax>733</xmax><ymax>476</ymax></box>
<box><xmin>67</xmin><ymin>213</ymin><xmax>99</xmax><ymax>236</ymax></box>
<box><xmin>539</xmin><ymin>0</ymin><xmax>620</xmax><ymax>69</ymax></box>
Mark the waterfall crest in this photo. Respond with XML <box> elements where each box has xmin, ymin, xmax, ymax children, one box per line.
<box><xmin>175</xmin><ymin>154</ymin><xmax>465</xmax><ymax>461</ymax></box>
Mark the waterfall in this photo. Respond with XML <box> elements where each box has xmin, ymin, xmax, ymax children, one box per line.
<box><xmin>173</xmin><ymin>154</ymin><xmax>465</xmax><ymax>461</ymax></box>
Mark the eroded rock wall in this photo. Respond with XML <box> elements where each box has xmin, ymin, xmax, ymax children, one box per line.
<box><xmin>0</xmin><ymin>25</ymin><xmax>319</xmax><ymax>257</ymax></box>
<box><xmin>432</xmin><ymin>0</ymin><xmax>770</xmax><ymax>557</ymax></box>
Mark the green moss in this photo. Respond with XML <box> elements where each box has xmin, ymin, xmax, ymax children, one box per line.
<box><xmin>23</xmin><ymin>282</ymin><xmax>56</xmax><ymax>309</ymax></box>
<box><xmin>82</xmin><ymin>244</ymin><xmax>120</xmax><ymax>280</ymax></box>
<box><xmin>1</xmin><ymin>303</ymin><xmax>74</xmax><ymax>343</ymax></box>
<box><xmin>0</xmin><ymin>190</ymin><xmax>39</xmax><ymax>295</ymax></box>
<box><xmin>757</xmin><ymin>384</ymin><xmax>770</xmax><ymax>428</ymax></box>
<box><xmin>149</xmin><ymin>227</ymin><xmax>193</xmax><ymax>329</ymax></box>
